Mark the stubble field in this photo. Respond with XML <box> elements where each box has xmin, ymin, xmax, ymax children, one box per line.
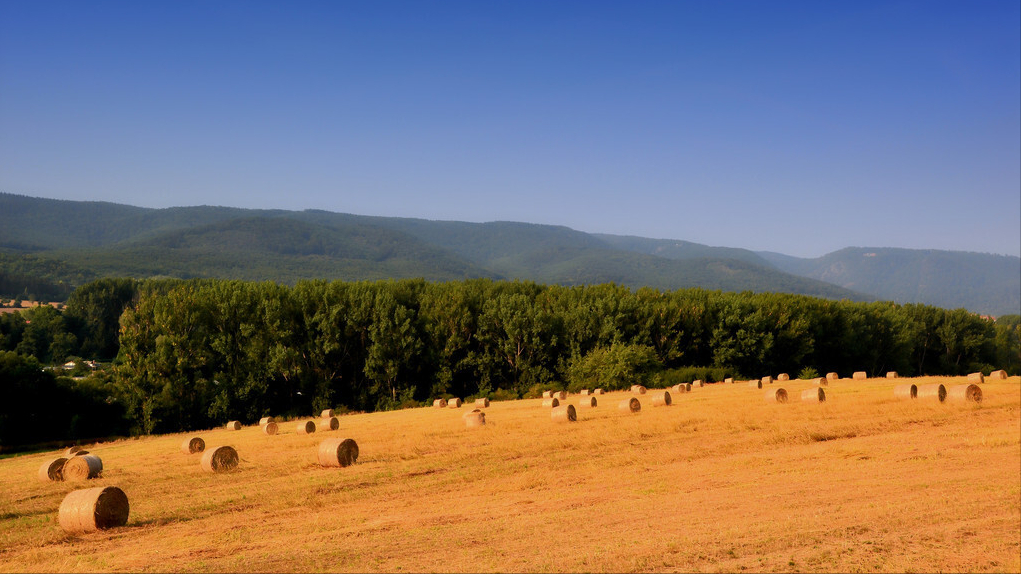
<box><xmin>1</xmin><ymin>375</ymin><xmax>1019</xmax><ymax>573</ymax></box>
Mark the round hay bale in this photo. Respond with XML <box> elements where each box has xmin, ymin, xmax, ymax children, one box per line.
<box><xmin>553</xmin><ymin>391</ymin><xmax>567</xmax><ymax>400</ymax></box>
<box><xmin>619</xmin><ymin>397</ymin><xmax>641</xmax><ymax>413</ymax></box>
<box><xmin>826</xmin><ymin>372</ymin><xmax>839</xmax><ymax>381</ymax></box>
<box><xmin>181</xmin><ymin>436</ymin><xmax>205</xmax><ymax>454</ymax></box>
<box><xmin>651</xmin><ymin>391</ymin><xmax>672</xmax><ymax>407</ymax></box>
<box><xmin>261</xmin><ymin>421</ymin><xmax>278</xmax><ymax>435</ymax></box>
<box><xmin>765</xmin><ymin>388</ymin><xmax>788</xmax><ymax>403</ymax></box>
<box><xmin>761</xmin><ymin>376</ymin><xmax>773</xmax><ymax>385</ymax></box>
<box><xmin>58</xmin><ymin>486</ymin><xmax>129</xmax><ymax>534</ymax></box>
<box><xmin>948</xmin><ymin>384</ymin><xmax>982</xmax><ymax>403</ymax></box>
<box><xmin>259</xmin><ymin>416</ymin><xmax>275</xmax><ymax>426</ymax></box>
<box><xmin>474</xmin><ymin>398</ymin><xmax>490</xmax><ymax>408</ymax></box>
<box><xmin>578</xmin><ymin>396</ymin><xmax>597</xmax><ymax>408</ymax></box>
<box><xmin>541</xmin><ymin>397</ymin><xmax>560</xmax><ymax>408</ymax></box>
<box><xmin>694</xmin><ymin>380</ymin><xmax>705</xmax><ymax>388</ymax></box>
<box><xmin>777</xmin><ymin>373</ymin><xmax>790</xmax><ymax>381</ymax></box>
<box><xmin>990</xmin><ymin>369</ymin><xmax>1007</xmax><ymax>379</ymax></box>
<box><xmin>886</xmin><ymin>372</ymin><xmax>898</xmax><ymax>379</ymax></box>
<box><xmin>684</xmin><ymin>383</ymin><xmax>692</xmax><ymax>392</ymax></box>
<box><xmin>296</xmin><ymin>420</ymin><xmax>316</xmax><ymax>435</ymax></box>
<box><xmin>852</xmin><ymin>371</ymin><xmax>867</xmax><ymax>380</ymax></box>
<box><xmin>462</xmin><ymin>408</ymin><xmax>483</xmax><ymax>419</ymax></box>
<box><xmin>894</xmin><ymin>384</ymin><xmax>917</xmax><ymax>399</ymax></box>
<box><xmin>63</xmin><ymin>455</ymin><xmax>103</xmax><ymax>481</ymax></box>
<box><xmin>801</xmin><ymin>388</ymin><xmax>825</xmax><ymax>402</ymax></box>
<box><xmin>631</xmin><ymin>385</ymin><xmax>647</xmax><ymax>395</ymax></box>
<box><xmin>464</xmin><ymin>411</ymin><xmax>486</xmax><ymax>428</ymax></box>
<box><xmin>748</xmin><ymin>380</ymin><xmax>763</xmax><ymax>389</ymax></box>
<box><xmin>593</xmin><ymin>388</ymin><xmax>604</xmax><ymax>395</ymax></box>
<box><xmin>551</xmin><ymin>404</ymin><xmax>577</xmax><ymax>423</ymax></box>
<box><xmin>813</xmin><ymin>377</ymin><xmax>828</xmax><ymax>386</ymax></box>
<box><xmin>671</xmin><ymin>384</ymin><xmax>686</xmax><ymax>394</ymax></box>
<box><xmin>225</xmin><ymin>421</ymin><xmax>241</xmax><ymax>431</ymax></box>
<box><xmin>319</xmin><ymin>416</ymin><xmax>339</xmax><ymax>431</ymax></box>
<box><xmin>433</xmin><ymin>398</ymin><xmax>447</xmax><ymax>408</ymax></box>
<box><xmin>320</xmin><ymin>409</ymin><xmax>334</xmax><ymax>418</ymax></box>
<box><xmin>580</xmin><ymin>389</ymin><xmax>590</xmax><ymax>396</ymax></box>
<box><xmin>917</xmin><ymin>383</ymin><xmax>947</xmax><ymax>402</ymax></box>
<box><xmin>725</xmin><ymin>377</ymin><xmax>734</xmax><ymax>384</ymax></box>
<box><xmin>39</xmin><ymin>457</ymin><xmax>67</xmax><ymax>482</ymax></box>
<box><xmin>63</xmin><ymin>445</ymin><xmax>86</xmax><ymax>456</ymax></box>
<box><xmin>317</xmin><ymin>438</ymin><xmax>359</xmax><ymax>467</ymax></box>
<box><xmin>200</xmin><ymin>445</ymin><xmax>239</xmax><ymax>473</ymax></box>
<box><xmin>967</xmin><ymin>372</ymin><xmax>984</xmax><ymax>384</ymax></box>
<box><xmin>542</xmin><ymin>391</ymin><xmax>553</xmax><ymax>399</ymax></box>
<box><xmin>447</xmin><ymin>398</ymin><xmax>462</xmax><ymax>408</ymax></box>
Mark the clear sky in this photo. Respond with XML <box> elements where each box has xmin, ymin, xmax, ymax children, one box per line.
<box><xmin>2</xmin><ymin>0</ymin><xmax>1019</xmax><ymax>258</ymax></box>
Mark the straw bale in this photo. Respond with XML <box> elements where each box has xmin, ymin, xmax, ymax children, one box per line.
<box><xmin>261</xmin><ymin>421</ymin><xmax>278</xmax><ymax>435</ymax></box>
<box><xmin>724</xmin><ymin>377</ymin><xmax>734</xmax><ymax>384</ymax></box>
<box><xmin>948</xmin><ymin>384</ymin><xmax>982</xmax><ymax>403</ymax></box>
<box><xmin>826</xmin><ymin>372</ymin><xmax>839</xmax><ymax>380</ymax></box>
<box><xmin>319</xmin><ymin>416</ymin><xmax>339</xmax><ymax>431</ymax></box>
<box><xmin>894</xmin><ymin>384</ymin><xmax>917</xmax><ymax>399</ymax></box>
<box><xmin>317</xmin><ymin>438</ymin><xmax>359</xmax><ymax>467</ymax></box>
<box><xmin>761</xmin><ymin>376</ymin><xmax>773</xmax><ymax>385</ymax></box>
<box><xmin>886</xmin><ymin>372</ymin><xmax>898</xmax><ymax>379</ymax></box>
<box><xmin>684</xmin><ymin>383</ymin><xmax>692</xmax><ymax>392</ymax></box>
<box><xmin>39</xmin><ymin>457</ymin><xmax>67</xmax><ymax>482</ymax></box>
<box><xmin>813</xmin><ymin>377</ymin><xmax>828</xmax><ymax>386</ymax></box>
<box><xmin>748</xmin><ymin>380</ymin><xmax>763</xmax><ymax>389</ymax></box>
<box><xmin>259</xmin><ymin>416</ymin><xmax>275</xmax><ymax>426</ymax></box>
<box><xmin>63</xmin><ymin>445</ymin><xmax>86</xmax><ymax>456</ymax></box>
<box><xmin>462</xmin><ymin>408</ymin><xmax>482</xmax><ymax>419</ymax></box>
<box><xmin>296</xmin><ymin>420</ymin><xmax>316</xmax><ymax>434</ymax></box>
<box><xmin>551</xmin><ymin>404</ymin><xmax>577</xmax><ymax>423</ymax></box>
<box><xmin>225</xmin><ymin>421</ymin><xmax>241</xmax><ymax>431</ymax></box>
<box><xmin>541</xmin><ymin>397</ymin><xmax>560</xmax><ymax>408</ymax></box>
<box><xmin>801</xmin><ymin>388</ymin><xmax>825</xmax><ymax>402</ymax></box>
<box><xmin>651</xmin><ymin>391</ymin><xmax>672</xmax><ymax>407</ymax></box>
<box><xmin>433</xmin><ymin>398</ymin><xmax>447</xmax><ymax>408</ymax></box>
<box><xmin>765</xmin><ymin>388</ymin><xmax>788</xmax><ymax>403</ymax></box>
<box><xmin>63</xmin><ymin>455</ymin><xmax>103</xmax><ymax>481</ymax></box>
<box><xmin>542</xmin><ymin>391</ymin><xmax>553</xmax><ymax>399</ymax></box>
<box><xmin>474</xmin><ymin>398</ymin><xmax>490</xmax><ymax>408</ymax></box>
<box><xmin>631</xmin><ymin>385</ymin><xmax>647</xmax><ymax>395</ymax></box>
<box><xmin>619</xmin><ymin>397</ymin><xmax>641</xmax><ymax>413</ymax></box>
<box><xmin>693</xmin><ymin>380</ymin><xmax>704</xmax><ymax>388</ymax></box>
<box><xmin>990</xmin><ymin>369</ymin><xmax>1007</xmax><ymax>379</ymax></box>
<box><xmin>447</xmin><ymin>398</ymin><xmax>462</xmax><ymax>408</ymax></box>
<box><xmin>553</xmin><ymin>391</ymin><xmax>567</xmax><ymax>400</ymax></box>
<box><xmin>200</xmin><ymin>445</ymin><xmax>239</xmax><ymax>473</ymax></box>
<box><xmin>917</xmin><ymin>383</ymin><xmax>947</xmax><ymax>402</ymax></box>
<box><xmin>593</xmin><ymin>388</ymin><xmax>604</xmax><ymax>395</ymax></box>
<box><xmin>181</xmin><ymin>436</ymin><xmax>205</xmax><ymax>454</ymax></box>
<box><xmin>464</xmin><ymin>410</ymin><xmax>486</xmax><ymax>428</ymax></box>
<box><xmin>967</xmin><ymin>372</ymin><xmax>984</xmax><ymax>384</ymax></box>
<box><xmin>578</xmin><ymin>396</ymin><xmax>597</xmax><ymax>408</ymax></box>
<box><xmin>671</xmin><ymin>384</ymin><xmax>686</xmax><ymax>394</ymax></box>
<box><xmin>580</xmin><ymin>389</ymin><xmax>590</xmax><ymax>396</ymax></box>
<box><xmin>777</xmin><ymin>373</ymin><xmax>789</xmax><ymax>381</ymax></box>
<box><xmin>852</xmin><ymin>371</ymin><xmax>867</xmax><ymax>380</ymax></box>
<box><xmin>58</xmin><ymin>486</ymin><xmax>129</xmax><ymax>534</ymax></box>
<box><xmin>320</xmin><ymin>409</ymin><xmax>334</xmax><ymax>418</ymax></box>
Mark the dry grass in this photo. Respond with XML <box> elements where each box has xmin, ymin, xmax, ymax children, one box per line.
<box><xmin>1</xmin><ymin>375</ymin><xmax>1018</xmax><ymax>573</ymax></box>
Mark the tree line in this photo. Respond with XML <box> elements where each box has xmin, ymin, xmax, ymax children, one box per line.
<box><xmin>1</xmin><ymin>277</ymin><xmax>1018</xmax><ymax>446</ymax></box>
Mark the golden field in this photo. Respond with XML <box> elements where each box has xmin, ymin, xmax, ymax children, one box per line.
<box><xmin>1</xmin><ymin>375</ymin><xmax>1018</xmax><ymax>573</ymax></box>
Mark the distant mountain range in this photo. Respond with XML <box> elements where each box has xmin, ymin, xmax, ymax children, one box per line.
<box><xmin>1</xmin><ymin>193</ymin><xmax>1018</xmax><ymax>316</ymax></box>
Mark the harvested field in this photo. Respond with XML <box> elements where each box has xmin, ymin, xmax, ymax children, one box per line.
<box><xmin>0</xmin><ymin>376</ymin><xmax>1018</xmax><ymax>573</ymax></box>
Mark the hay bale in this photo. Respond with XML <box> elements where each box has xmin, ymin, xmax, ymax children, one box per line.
<box><xmin>433</xmin><ymin>398</ymin><xmax>447</xmax><ymax>408</ymax></box>
<box><xmin>58</xmin><ymin>486</ymin><xmax>129</xmax><ymax>534</ymax></box>
<box><xmin>261</xmin><ymin>422</ymin><xmax>278</xmax><ymax>435</ymax></box>
<box><xmin>447</xmin><ymin>398</ymin><xmax>462</xmax><ymax>408</ymax></box>
<box><xmin>765</xmin><ymin>388</ymin><xmax>788</xmax><ymax>403</ymax></box>
<box><xmin>39</xmin><ymin>457</ymin><xmax>67</xmax><ymax>482</ymax></box>
<box><xmin>593</xmin><ymin>389</ymin><xmax>604</xmax><ymax>395</ymax></box>
<box><xmin>631</xmin><ymin>385</ymin><xmax>647</xmax><ymax>395</ymax></box>
<box><xmin>580</xmin><ymin>389</ymin><xmax>590</xmax><ymax>396</ymax></box>
<box><xmin>541</xmin><ymin>397</ymin><xmax>560</xmax><ymax>408</ymax></box>
<box><xmin>551</xmin><ymin>404</ymin><xmax>577</xmax><ymax>423</ymax></box>
<box><xmin>225</xmin><ymin>421</ymin><xmax>241</xmax><ymax>431</ymax></box>
<box><xmin>542</xmin><ymin>390</ymin><xmax>553</xmax><ymax>399</ymax></box>
<box><xmin>320</xmin><ymin>409</ymin><xmax>334</xmax><ymax>418</ymax></box>
<box><xmin>761</xmin><ymin>376</ymin><xmax>773</xmax><ymax>385</ymax></box>
<box><xmin>748</xmin><ymin>380</ymin><xmax>763</xmax><ymax>389</ymax></box>
<box><xmin>886</xmin><ymin>372</ymin><xmax>898</xmax><ymax>379</ymax></box>
<box><xmin>990</xmin><ymin>369</ymin><xmax>1007</xmax><ymax>379</ymax></box>
<box><xmin>259</xmin><ymin>416</ymin><xmax>275</xmax><ymax>426</ymax></box>
<box><xmin>894</xmin><ymin>384</ymin><xmax>917</xmax><ymax>399</ymax></box>
<box><xmin>319</xmin><ymin>416</ymin><xmax>339</xmax><ymax>431</ymax></box>
<box><xmin>62</xmin><ymin>455</ymin><xmax>103</xmax><ymax>481</ymax></box>
<box><xmin>814</xmin><ymin>377</ymin><xmax>828</xmax><ymax>386</ymax></box>
<box><xmin>967</xmin><ymin>372</ymin><xmax>984</xmax><ymax>384</ymax></box>
<box><xmin>296</xmin><ymin>420</ymin><xmax>316</xmax><ymax>435</ymax></box>
<box><xmin>462</xmin><ymin>408</ymin><xmax>483</xmax><ymax>419</ymax></box>
<box><xmin>651</xmin><ymin>391</ymin><xmax>672</xmax><ymax>407</ymax></box>
<box><xmin>578</xmin><ymin>396</ymin><xmax>597</xmax><ymax>408</ymax></box>
<box><xmin>553</xmin><ymin>391</ymin><xmax>567</xmax><ymax>400</ymax></box>
<box><xmin>777</xmin><ymin>373</ymin><xmax>790</xmax><ymax>381</ymax></box>
<box><xmin>917</xmin><ymin>383</ymin><xmax>947</xmax><ymax>402</ymax></box>
<box><xmin>671</xmin><ymin>384</ymin><xmax>686</xmax><ymax>394</ymax></box>
<box><xmin>181</xmin><ymin>436</ymin><xmax>205</xmax><ymax>454</ymax></box>
<box><xmin>852</xmin><ymin>371</ymin><xmax>867</xmax><ymax>380</ymax></box>
<box><xmin>63</xmin><ymin>445</ymin><xmax>86</xmax><ymax>456</ymax></box>
<box><xmin>200</xmin><ymin>445</ymin><xmax>239</xmax><ymax>473</ymax></box>
<box><xmin>474</xmin><ymin>398</ymin><xmax>490</xmax><ymax>408</ymax></box>
<box><xmin>317</xmin><ymin>438</ymin><xmax>359</xmax><ymax>467</ymax></box>
<box><xmin>801</xmin><ymin>388</ymin><xmax>826</xmax><ymax>402</ymax></box>
<box><xmin>684</xmin><ymin>383</ymin><xmax>692</xmax><ymax>392</ymax></box>
<box><xmin>725</xmin><ymin>377</ymin><xmax>734</xmax><ymax>384</ymax></box>
<box><xmin>948</xmin><ymin>384</ymin><xmax>982</xmax><ymax>403</ymax></box>
<box><xmin>826</xmin><ymin>372</ymin><xmax>839</xmax><ymax>381</ymax></box>
<box><xmin>464</xmin><ymin>410</ymin><xmax>486</xmax><ymax>428</ymax></box>
<box><xmin>619</xmin><ymin>397</ymin><xmax>641</xmax><ymax>413</ymax></box>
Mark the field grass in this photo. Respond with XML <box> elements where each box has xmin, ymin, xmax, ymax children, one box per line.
<box><xmin>1</xmin><ymin>375</ymin><xmax>1018</xmax><ymax>573</ymax></box>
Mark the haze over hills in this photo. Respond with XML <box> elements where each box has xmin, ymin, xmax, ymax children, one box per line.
<box><xmin>1</xmin><ymin>193</ymin><xmax>1018</xmax><ymax>316</ymax></box>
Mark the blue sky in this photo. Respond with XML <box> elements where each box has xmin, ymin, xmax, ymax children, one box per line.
<box><xmin>2</xmin><ymin>0</ymin><xmax>1018</xmax><ymax>258</ymax></box>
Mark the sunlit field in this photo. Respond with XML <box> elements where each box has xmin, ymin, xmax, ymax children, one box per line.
<box><xmin>2</xmin><ymin>375</ymin><xmax>1018</xmax><ymax>573</ymax></box>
